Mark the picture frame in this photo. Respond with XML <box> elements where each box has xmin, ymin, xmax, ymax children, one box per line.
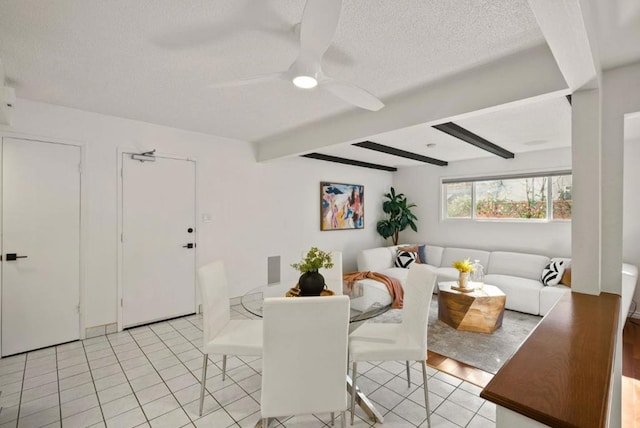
<box><xmin>320</xmin><ymin>182</ymin><xmax>364</xmax><ymax>231</ymax></box>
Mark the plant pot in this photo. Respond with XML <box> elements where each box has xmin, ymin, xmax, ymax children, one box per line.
<box><xmin>458</xmin><ymin>271</ymin><xmax>470</xmax><ymax>289</ymax></box>
<box><xmin>298</xmin><ymin>272</ymin><xmax>326</xmax><ymax>296</ymax></box>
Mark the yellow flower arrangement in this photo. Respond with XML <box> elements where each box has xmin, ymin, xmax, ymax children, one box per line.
<box><xmin>452</xmin><ymin>258</ymin><xmax>474</xmax><ymax>273</ymax></box>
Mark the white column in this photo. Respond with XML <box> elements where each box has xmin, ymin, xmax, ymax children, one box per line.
<box><xmin>571</xmin><ymin>88</ymin><xmax>602</xmax><ymax>296</ymax></box>
<box><xmin>600</xmin><ymin>61</ymin><xmax>640</xmax><ymax>428</ymax></box>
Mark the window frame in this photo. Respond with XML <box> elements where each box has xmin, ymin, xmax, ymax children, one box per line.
<box><xmin>441</xmin><ymin>170</ymin><xmax>572</xmax><ymax>223</ymax></box>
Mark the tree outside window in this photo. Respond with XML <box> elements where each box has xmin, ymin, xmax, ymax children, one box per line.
<box><xmin>444</xmin><ymin>173</ymin><xmax>571</xmax><ymax>221</ymax></box>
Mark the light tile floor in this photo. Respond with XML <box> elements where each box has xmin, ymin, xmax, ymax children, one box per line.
<box><xmin>0</xmin><ymin>305</ymin><xmax>496</xmax><ymax>427</ymax></box>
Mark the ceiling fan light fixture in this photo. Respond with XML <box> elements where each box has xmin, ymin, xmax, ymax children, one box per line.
<box><xmin>292</xmin><ymin>75</ymin><xmax>318</xmax><ymax>89</ymax></box>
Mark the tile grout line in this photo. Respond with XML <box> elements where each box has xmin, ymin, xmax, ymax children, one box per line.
<box><xmin>147</xmin><ymin>319</ymin><xmax>241</xmax><ymax>425</ymax></box>
<box><xmin>55</xmin><ymin>347</ymin><xmax>62</xmax><ymax>426</ymax></box>
<box><xmin>181</xmin><ymin>311</ymin><xmax>262</xmax><ymax>424</ymax></box>
<box><xmin>378</xmin><ymin>367</ymin><xmax>432</xmax><ymax>426</ymax></box>
<box><xmin>81</xmin><ymin>339</ymin><xmax>108</xmax><ymax>426</ymax></box>
<box><xmin>102</xmin><ymin>331</ymin><xmax>151</xmax><ymax>426</ymax></box>
<box><xmin>13</xmin><ymin>354</ymin><xmax>28</xmax><ymax>425</ymax></box>
<box><xmin>125</xmin><ymin>325</ymin><xmax>199</xmax><ymax>426</ymax></box>
<box><xmin>172</xmin><ymin>314</ymin><xmax>263</xmax><ymax>424</ymax></box>
<box><xmin>2</xmin><ymin>312</ymin><xmax>496</xmax><ymax>428</ymax></box>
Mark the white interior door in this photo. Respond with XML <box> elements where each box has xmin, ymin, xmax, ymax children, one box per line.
<box><xmin>2</xmin><ymin>137</ymin><xmax>81</xmax><ymax>356</ymax></box>
<box><xmin>122</xmin><ymin>154</ymin><xmax>196</xmax><ymax>328</ymax></box>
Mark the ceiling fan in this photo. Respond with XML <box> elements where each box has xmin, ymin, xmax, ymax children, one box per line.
<box><xmin>209</xmin><ymin>0</ymin><xmax>384</xmax><ymax>112</ymax></box>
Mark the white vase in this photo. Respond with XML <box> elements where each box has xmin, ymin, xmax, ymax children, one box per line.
<box><xmin>458</xmin><ymin>271</ymin><xmax>470</xmax><ymax>288</ymax></box>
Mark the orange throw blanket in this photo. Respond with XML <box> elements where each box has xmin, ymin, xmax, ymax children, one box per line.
<box><xmin>343</xmin><ymin>271</ymin><xmax>404</xmax><ymax>309</ymax></box>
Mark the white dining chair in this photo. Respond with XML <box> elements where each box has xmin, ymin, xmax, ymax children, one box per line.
<box><xmin>197</xmin><ymin>260</ymin><xmax>263</xmax><ymax>416</ymax></box>
<box><xmin>261</xmin><ymin>295</ymin><xmax>350</xmax><ymax>427</ymax></box>
<box><xmin>348</xmin><ymin>264</ymin><xmax>437</xmax><ymax>427</ymax></box>
<box><xmin>320</xmin><ymin>250</ymin><xmax>343</xmax><ymax>295</ymax></box>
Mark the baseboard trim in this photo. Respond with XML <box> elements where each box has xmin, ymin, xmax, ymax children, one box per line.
<box><xmin>85</xmin><ymin>322</ymin><xmax>118</xmax><ymax>339</ymax></box>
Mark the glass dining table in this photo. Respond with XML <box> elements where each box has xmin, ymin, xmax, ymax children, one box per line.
<box><xmin>241</xmin><ymin>280</ymin><xmax>393</xmax><ymax>425</ymax></box>
<box><xmin>241</xmin><ymin>280</ymin><xmax>392</xmax><ymax>324</ymax></box>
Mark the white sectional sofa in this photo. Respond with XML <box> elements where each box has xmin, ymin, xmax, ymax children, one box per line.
<box><xmin>356</xmin><ymin>244</ymin><xmax>638</xmax><ymax>317</ymax></box>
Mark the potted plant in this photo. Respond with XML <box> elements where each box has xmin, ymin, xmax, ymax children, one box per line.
<box><xmin>453</xmin><ymin>258</ymin><xmax>474</xmax><ymax>289</ymax></box>
<box><xmin>376</xmin><ymin>187</ymin><xmax>418</xmax><ymax>245</ymax></box>
<box><xmin>291</xmin><ymin>247</ymin><xmax>334</xmax><ymax>296</ymax></box>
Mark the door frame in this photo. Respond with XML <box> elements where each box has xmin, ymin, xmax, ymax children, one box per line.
<box><xmin>0</xmin><ymin>131</ymin><xmax>88</xmax><ymax>357</ymax></box>
<box><xmin>116</xmin><ymin>148</ymin><xmax>198</xmax><ymax>332</ymax></box>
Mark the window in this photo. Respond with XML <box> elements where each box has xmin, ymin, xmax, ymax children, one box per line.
<box><xmin>443</xmin><ymin>171</ymin><xmax>572</xmax><ymax>221</ymax></box>
<box><xmin>551</xmin><ymin>175</ymin><xmax>572</xmax><ymax>220</ymax></box>
<box><xmin>445</xmin><ymin>182</ymin><xmax>471</xmax><ymax>218</ymax></box>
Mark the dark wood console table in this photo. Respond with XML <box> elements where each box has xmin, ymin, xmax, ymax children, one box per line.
<box><xmin>480</xmin><ymin>291</ymin><xmax>620</xmax><ymax>428</ymax></box>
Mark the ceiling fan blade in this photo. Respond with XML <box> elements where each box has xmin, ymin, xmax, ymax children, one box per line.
<box><xmin>208</xmin><ymin>72</ymin><xmax>284</xmax><ymax>89</ymax></box>
<box><xmin>323</xmin><ymin>80</ymin><xmax>385</xmax><ymax>111</ymax></box>
<box><xmin>299</xmin><ymin>0</ymin><xmax>343</xmax><ymax>63</ymax></box>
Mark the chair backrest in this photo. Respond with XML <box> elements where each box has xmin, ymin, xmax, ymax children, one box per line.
<box><xmin>401</xmin><ymin>264</ymin><xmax>437</xmax><ymax>350</ymax></box>
<box><xmin>319</xmin><ymin>250</ymin><xmax>343</xmax><ymax>295</ymax></box>
<box><xmin>198</xmin><ymin>260</ymin><xmax>231</xmax><ymax>345</ymax></box>
<box><xmin>261</xmin><ymin>295</ymin><xmax>350</xmax><ymax>418</ymax></box>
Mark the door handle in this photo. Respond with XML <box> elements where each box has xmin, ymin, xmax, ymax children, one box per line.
<box><xmin>182</xmin><ymin>243</ymin><xmax>195</xmax><ymax>249</ymax></box>
<box><xmin>4</xmin><ymin>253</ymin><xmax>28</xmax><ymax>261</ymax></box>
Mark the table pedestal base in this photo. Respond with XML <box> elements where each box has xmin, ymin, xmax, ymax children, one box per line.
<box><xmin>347</xmin><ymin>375</ymin><xmax>384</xmax><ymax>423</ymax></box>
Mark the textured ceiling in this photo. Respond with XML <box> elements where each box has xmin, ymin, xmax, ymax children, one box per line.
<box><xmin>590</xmin><ymin>0</ymin><xmax>640</xmax><ymax>69</ymax></box>
<box><xmin>0</xmin><ymin>0</ymin><xmax>545</xmax><ymax>143</ymax></box>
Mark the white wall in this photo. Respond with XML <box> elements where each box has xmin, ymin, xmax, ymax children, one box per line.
<box><xmin>0</xmin><ymin>99</ymin><xmax>392</xmax><ymax>328</ymax></box>
<box><xmin>393</xmin><ymin>148</ymin><xmax>572</xmax><ymax>257</ymax></box>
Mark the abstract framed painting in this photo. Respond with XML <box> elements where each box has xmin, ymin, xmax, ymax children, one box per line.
<box><xmin>320</xmin><ymin>182</ymin><xmax>364</xmax><ymax>231</ymax></box>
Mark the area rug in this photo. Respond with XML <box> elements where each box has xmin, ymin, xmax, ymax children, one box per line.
<box><xmin>370</xmin><ymin>300</ymin><xmax>542</xmax><ymax>374</ymax></box>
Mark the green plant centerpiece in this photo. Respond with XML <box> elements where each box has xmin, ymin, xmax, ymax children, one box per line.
<box><xmin>452</xmin><ymin>258</ymin><xmax>474</xmax><ymax>289</ymax></box>
<box><xmin>376</xmin><ymin>187</ymin><xmax>418</xmax><ymax>245</ymax></box>
<box><xmin>291</xmin><ymin>247</ymin><xmax>334</xmax><ymax>296</ymax></box>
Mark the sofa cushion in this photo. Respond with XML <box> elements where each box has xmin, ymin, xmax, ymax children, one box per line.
<box><xmin>424</xmin><ymin>245</ymin><xmax>444</xmax><ymax>267</ymax></box>
<box><xmin>539</xmin><ymin>284</ymin><xmax>570</xmax><ymax>316</ymax></box>
<box><xmin>487</xmin><ymin>251</ymin><xmax>550</xmax><ymax>281</ymax></box>
<box><xmin>357</xmin><ymin>247</ymin><xmax>396</xmax><ymax>271</ymax></box>
<box><xmin>484</xmin><ymin>274</ymin><xmax>542</xmax><ymax>314</ymax></box>
<box><xmin>435</xmin><ymin>267</ymin><xmax>460</xmax><ymax>283</ymax></box>
<box><xmin>541</xmin><ymin>260</ymin><xmax>566</xmax><ymax>286</ymax></box>
<box><xmin>394</xmin><ymin>250</ymin><xmax>417</xmax><ymax>268</ymax></box>
<box><xmin>440</xmin><ymin>248</ymin><xmax>490</xmax><ymax>271</ymax></box>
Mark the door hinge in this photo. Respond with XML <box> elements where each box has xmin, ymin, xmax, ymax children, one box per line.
<box><xmin>76</xmin><ymin>304</ymin><xmax>80</xmax><ymax>314</ymax></box>
<box><xmin>120</xmin><ymin>168</ymin><xmax>123</xmax><ymax>178</ymax></box>
<box><xmin>120</xmin><ymin>233</ymin><xmax>124</xmax><ymax>242</ymax></box>
<box><xmin>78</xmin><ymin>163</ymin><xmax>82</xmax><ymax>174</ymax></box>
<box><xmin>120</xmin><ymin>298</ymin><xmax>123</xmax><ymax>307</ymax></box>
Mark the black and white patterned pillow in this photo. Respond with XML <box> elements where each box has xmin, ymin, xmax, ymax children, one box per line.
<box><xmin>395</xmin><ymin>250</ymin><xmax>417</xmax><ymax>268</ymax></box>
<box><xmin>541</xmin><ymin>260</ymin><xmax>566</xmax><ymax>286</ymax></box>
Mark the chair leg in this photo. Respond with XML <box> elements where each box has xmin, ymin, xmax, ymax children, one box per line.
<box><xmin>350</xmin><ymin>362</ymin><xmax>357</xmax><ymax>425</ymax></box>
<box><xmin>262</xmin><ymin>418</ymin><xmax>270</xmax><ymax>428</ymax></box>
<box><xmin>199</xmin><ymin>354</ymin><xmax>208</xmax><ymax>416</ymax></box>
<box><xmin>406</xmin><ymin>360</ymin><xmax>411</xmax><ymax>388</ymax></box>
<box><xmin>340</xmin><ymin>410</ymin><xmax>346</xmax><ymax>428</ymax></box>
<box><xmin>222</xmin><ymin>354</ymin><xmax>227</xmax><ymax>381</ymax></box>
<box><xmin>331</xmin><ymin>412</ymin><xmax>335</xmax><ymax>426</ymax></box>
<box><xmin>421</xmin><ymin>360</ymin><xmax>431</xmax><ymax>428</ymax></box>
